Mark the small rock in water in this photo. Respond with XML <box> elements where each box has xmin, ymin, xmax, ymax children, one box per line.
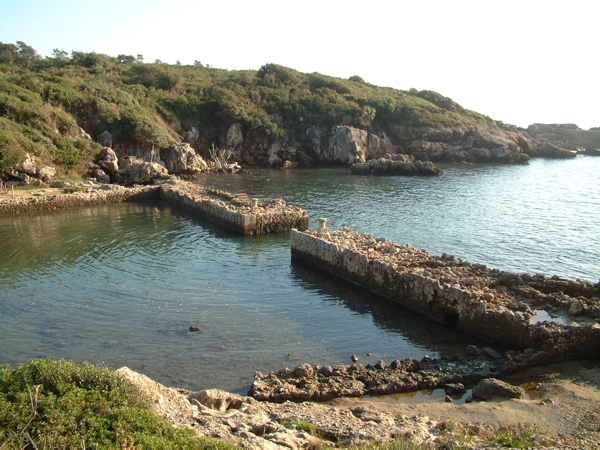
<box><xmin>366</xmin><ymin>352</ymin><xmax>373</xmax><ymax>356</ymax></box>
<box><xmin>189</xmin><ymin>326</ymin><xmax>202</xmax><ymax>332</ymax></box>
<box><xmin>351</xmin><ymin>354</ymin><xmax>359</xmax><ymax>362</ymax></box>
<box><xmin>445</xmin><ymin>395</ymin><xmax>453</xmax><ymax>403</ymax></box>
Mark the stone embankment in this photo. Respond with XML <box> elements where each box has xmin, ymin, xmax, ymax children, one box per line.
<box><xmin>0</xmin><ymin>179</ymin><xmax>309</xmax><ymax>235</ymax></box>
<box><xmin>290</xmin><ymin>225</ymin><xmax>600</xmax><ymax>362</ymax></box>
<box><xmin>160</xmin><ymin>182</ymin><xmax>309</xmax><ymax>235</ymax></box>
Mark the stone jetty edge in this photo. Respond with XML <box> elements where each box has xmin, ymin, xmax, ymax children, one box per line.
<box><xmin>0</xmin><ymin>180</ymin><xmax>310</xmax><ymax>235</ymax></box>
<box><xmin>247</xmin><ymin>226</ymin><xmax>600</xmax><ymax>403</ymax></box>
<box><xmin>290</xmin><ymin>227</ymin><xmax>600</xmax><ymax>361</ymax></box>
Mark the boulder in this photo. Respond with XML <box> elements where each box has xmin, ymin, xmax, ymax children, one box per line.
<box><xmin>537</xmin><ymin>142</ymin><xmax>576</xmax><ymax>159</ymax></box>
<box><xmin>97</xmin><ymin>147</ymin><xmax>119</xmax><ymax>174</ymax></box>
<box><xmin>414</xmin><ymin>161</ymin><xmax>444</xmax><ymax>176</ymax></box>
<box><xmin>37</xmin><ymin>166</ymin><xmax>56</xmax><ymax>183</ymax></box>
<box><xmin>91</xmin><ymin>165</ymin><xmax>110</xmax><ymax>183</ymax></box>
<box><xmin>226</xmin><ymin>123</ymin><xmax>244</xmax><ymax>149</ymax></box>
<box><xmin>472</xmin><ymin>378</ymin><xmax>525</xmax><ymax>401</ymax></box>
<box><xmin>161</xmin><ymin>143</ymin><xmax>208</xmax><ymax>174</ymax></box>
<box><xmin>296</xmin><ymin>150</ymin><xmax>314</xmax><ymax>167</ymax></box>
<box><xmin>15</xmin><ymin>153</ymin><xmax>36</xmax><ymax>175</ymax></box>
<box><xmin>96</xmin><ymin>130</ymin><xmax>113</xmax><ymax>148</ymax></box>
<box><xmin>115</xmin><ymin>161</ymin><xmax>169</xmax><ymax>185</ymax></box>
<box><xmin>78</xmin><ymin>127</ymin><xmax>92</xmax><ymax>140</ymax></box>
<box><xmin>189</xmin><ymin>389</ymin><xmax>244</xmax><ymax>412</ymax></box>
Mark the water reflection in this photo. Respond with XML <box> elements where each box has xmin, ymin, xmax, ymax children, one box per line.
<box><xmin>289</xmin><ymin>263</ymin><xmax>487</xmax><ymax>358</ymax></box>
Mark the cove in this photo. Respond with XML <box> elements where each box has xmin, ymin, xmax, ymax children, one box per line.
<box><xmin>1</xmin><ymin>157</ymin><xmax>599</xmax><ymax>393</ymax></box>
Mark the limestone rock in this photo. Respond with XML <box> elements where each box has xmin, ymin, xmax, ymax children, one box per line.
<box><xmin>472</xmin><ymin>378</ymin><xmax>525</xmax><ymax>401</ymax></box>
<box><xmin>96</xmin><ymin>130</ymin><xmax>113</xmax><ymax>148</ymax></box>
<box><xmin>78</xmin><ymin>127</ymin><xmax>92</xmax><ymax>140</ymax></box>
<box><xmin>189</xmin><ymin>389</ymin><xmax>244</xmax><ymax>412</ymax></box>
<box><xmin>91</xmin><ymin>165</ymin><xmax>110</xmax><ymax>183</ymax></box>
<box><xmin>569</xmin><ymin>301</ymin><xmax>583</xmax><ymax>316</ymax></box>
<box><xmin>226</xmin><ymin>123</ymin><xmax>244</xmax><ymax>148</ymax></box>
<box><xmin>162</xmin><ymin>143</ymin><xmax>207</xmax><ymax>174</ymax></box>
<box><xmin>15</xmin><ymin>153</ymin><xmax>36</xmax><ymax>175</ymax></box>
<box><xmin>304</xmin><ymin>126</ymin><xmax>323</xmax><ymax>159</ymax></box>
<box><xmin>37</xmin><ymin>166</ymin><xmax>56</xmax><ymax>183</ymax></box>
<box><xmin>324</xmin><ymin>126</ymin><xmax>368</xmax><ymax>164</ymax></box>
<box><xmin>182</xmin><ymin>127</ymin><xmax>199</xmax><ymax>144</ymax></box>
<box><xmin>97</xmin><ymin>147</ymin><xmax>119</xmax><ymax>173</ymax></box>
<box><xmin>115</xmin><ymin>161</ymin><xmax>169</xmax><ymax>185</ymax></box>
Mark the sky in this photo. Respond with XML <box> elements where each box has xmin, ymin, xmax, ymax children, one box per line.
<box><xmin>1</xmin><ymin>0</ymin><xmax>598</xmax><ymax>130</ymax></box>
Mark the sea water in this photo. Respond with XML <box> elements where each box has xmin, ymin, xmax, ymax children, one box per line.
<box><xmin>1</xmin><ymin>157</ymin><xmax>598</xmax><ymax>392</ymax></box>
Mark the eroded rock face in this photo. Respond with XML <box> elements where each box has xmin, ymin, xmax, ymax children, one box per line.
<box><xmin>323</xmin><ymin>126</ymin><xmax>369</xmax><ymax>164</ymax></box>
<box><xmin>161</xmin><ymin>143</ymin><xmax>208</xmax><ymax>175</ymax></box>
<box><xmin>350</xmin><ymin>154</ymin><xmax>443</xmax><ymax>176</ymax></box>
<box><xmin>226</xmin><ymin>123</ymin><xmax>244</xmax><ymax>149</ymax></box>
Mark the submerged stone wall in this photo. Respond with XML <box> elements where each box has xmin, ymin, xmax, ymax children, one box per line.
<box><xmin>159</xmin><ymin>182</ymin><xmax>309</xmax><ymax>235</ymax></box>
<box><xmin>290</xmin><ymin>227</ymin><xmax>600</xmax><ymax>361</ymax></box>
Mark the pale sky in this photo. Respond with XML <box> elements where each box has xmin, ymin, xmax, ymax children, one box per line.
<box><xmin>1</xmin><ymin>0</ymin><xmax>598</xmax><ymax>129</ymax></box>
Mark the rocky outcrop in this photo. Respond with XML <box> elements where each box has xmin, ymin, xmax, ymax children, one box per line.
<box><xmin>14</xmin><ymin>153</ymin><xmax>37</xmax><ymax>175</ymax></box>
<box><xmin>321</xmin><ymin>126</ymin><xmax>369</xmax><ymax>164</ymax></box>
<box><xmin>527</xmin><ymin>123</ymin><xmax>600</xmax><ymax>150</ymax></box>
<box><xmin>251</xmin><ymin>353</ymin><xmax>506</xmax><ymax>403</ymax></box>
<box><xmin>37</xmin><ymin>166</ymin><xmax>56</xmax><ymax>183</ymax></box>
<box><xmin>114</xmin><ymin>157</ymin><xmax>169</xmax><ymax>185</ymax></box>
<box><xmin>96</xmin><ymin>130</ymin><xmax>113</xmax><ymax>148</ymax></box>
<box><xmin>351</xmin><ymin>154</ymin><xmax>444</xmax><ymax>176</ymax></box>
<box><xmin>291</xmin><ymin>227</ymin><xmax>600</xmax><ymax>362</ymax></box>
<box><xmin>97</xmin><ymin>147</ymin><xmax>119</xmax><ymax>174</ymax></box>
<box><xmin>116</xmin><ymin>366</ymin><xmax>449</xmax><ymax>448</ymax></box>
<box><xmin>161</xmin><ymin>143</ymin><xmax>208</xmax><ymax>175</ymax></box>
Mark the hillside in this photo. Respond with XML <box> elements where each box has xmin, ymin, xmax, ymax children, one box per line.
<box><xmin>1</xmin><ymin>41</ymin><xmax>595</xmax><ymax>182</ymax></box>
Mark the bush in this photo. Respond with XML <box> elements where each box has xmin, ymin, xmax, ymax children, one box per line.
<box><xmin>0</xmin><ymin>359</ymin><xmax>238</xmax><ymax>450</ymax></box>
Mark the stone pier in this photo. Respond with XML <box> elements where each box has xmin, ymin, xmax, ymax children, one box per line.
<box><xmin>159</xmin><ymin>183</ymin><xmax>309</xmax><ymax>235</ymax></box>
<box><xmin>290</xmin><ymin>227</ymin><xmax>600</xmax><ymax>362</ymax></box>
<box><xmin>0</xmin><ymin>180</ymin><xmax>309</xmax><ymax>236</ymax></box>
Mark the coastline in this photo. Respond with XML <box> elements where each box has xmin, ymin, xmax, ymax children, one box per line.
<box><xmin>3</xmin><ymin>178</ymin><xmax>600</xmax><ymax>448</ymax></box>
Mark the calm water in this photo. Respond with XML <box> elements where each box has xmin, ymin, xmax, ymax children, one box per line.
<box><xmin>1</xmin><ymin>157</ymin><xmax>598</xmax><ymax>392</ymax></box>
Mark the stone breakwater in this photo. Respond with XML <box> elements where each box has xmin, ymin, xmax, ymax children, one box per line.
<box><xmin>0</xmin><ymin>179</ymin><xmax>309</xmax><ymax>235</ymax></box>
<box><xmin>159</xmin><ymin>182</ymin><xmax>309</xmax><ymax>235</ymax></box>
<box><xmin>290</xmin><ymin>227</ymin><xmax>600</xmax><ymax>361</ymax></box>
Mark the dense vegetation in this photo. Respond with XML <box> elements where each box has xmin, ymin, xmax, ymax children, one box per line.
<box><xmin>0</xmin><ymin>359</ymin><xmax>237</xmax><ymax>449</ymax></box>
<box><xmin>0</xmin><ymin>41</ymin><xmax>495</xmax><ymax>176</ymax></box>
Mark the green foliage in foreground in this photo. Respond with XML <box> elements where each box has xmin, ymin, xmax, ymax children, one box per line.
<box><xmin>0</xmin><ymin>358</ymin><xmax>237</xmax><ymax>449</ymax></box>
<box><xmin>0</xmin><ymin>40</ymin><xmax>497</xmax><ymax>176</ymax></box>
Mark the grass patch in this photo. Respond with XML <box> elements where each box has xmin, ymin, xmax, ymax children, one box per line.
<box><xmin>282</xmin><ymin>419</ymin><xmax>318</xmax><ymax>435</ymax></box>
<box><xmin>0</xmin><ymin>358</ymin><xmax>238</xmax><ymax>450</ymax></box>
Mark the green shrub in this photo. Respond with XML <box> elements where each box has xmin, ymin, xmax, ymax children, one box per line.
<box><xmin>0</xmin><ymin>359</ymin><xmax>239</xmax><ymax>450</ymax></box>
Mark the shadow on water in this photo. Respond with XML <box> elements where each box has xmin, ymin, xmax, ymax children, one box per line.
<box><xmin>289</xmin><ymin>262</ymin><xmax>488</xmax><ymax>358</ymax></box>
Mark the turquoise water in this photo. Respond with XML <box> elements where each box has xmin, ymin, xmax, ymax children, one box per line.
<box><xmin>1</xmin><ymin>157</ymin><xmax>598</xmax><ymax>392</ymax></box>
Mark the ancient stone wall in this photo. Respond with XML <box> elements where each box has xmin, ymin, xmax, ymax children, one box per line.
<box><xmin>290</xmin><ymin>228</ymin><xmax>600</xmax><ymax>361</ymax></box>
<box><xmin>159</xmin><ymin>183</ymin><xmax>309</xmax><ymax>235</ymax></box>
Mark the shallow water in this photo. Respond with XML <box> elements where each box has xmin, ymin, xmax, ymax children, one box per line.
<box><xmin>1</xmin><ymin>157</ymin><xmax>598</xmax><ymax>393</ymax></box>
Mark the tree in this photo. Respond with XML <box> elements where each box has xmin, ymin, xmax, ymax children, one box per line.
<box><xmin>194</xmin><ymin>60</ymin><xmax>203</xmax><ymax>68</ymax></box>
<box><xmin>136</xmin><ymin>54</ymin><xmax>144</xmax><ymax>63</ymax></box>
<box><xmin>52</xmin><ymin>49</ymin><xmax>69</xmax><ymax>60</ymax></box>
<box><xmin>118</xmin><ymin>54</ymin><xmax>136</xmax><ymax>64</ymax></box>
